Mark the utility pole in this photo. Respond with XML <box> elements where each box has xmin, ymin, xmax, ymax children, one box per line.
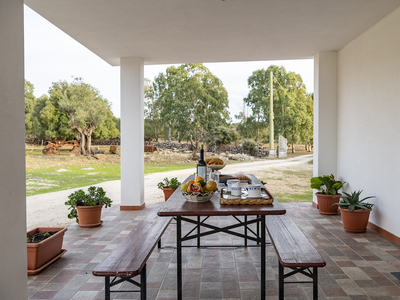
<box><xmin>269</xmin><ymin>71</ymin><xmax>275</xmax><ymax>157</ymax></box>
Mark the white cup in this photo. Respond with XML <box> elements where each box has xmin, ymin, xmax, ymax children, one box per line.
<box><xmin>248</xmin><ymin>184</ymin><xmax>261</xmax><ymax>198</ymax></box>
<box><xmin>231</xmin><ymin>182</ymin><xmax>242</xmax><ymax>197</ymax></box>
<box><xmin>227</xmin><ymin>179</ymin><xmax>240</xmax><ymax>192</ymax></box>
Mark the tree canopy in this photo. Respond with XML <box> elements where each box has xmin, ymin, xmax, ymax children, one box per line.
<box><xmin>241</xmin><ymin>65</ymin><xmax>313</xmax><ymax>151</ymax></box>
<box><xmin>147</xmin><ymin>63</ymin><xmax>230</xmax><ymax>155</ymax></box>
<box><xmin>25</xmin><ymin>78</ymin><xmax>119</xmax><ymax>154</ymax></box>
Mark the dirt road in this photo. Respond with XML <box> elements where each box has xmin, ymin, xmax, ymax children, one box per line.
<box><xmin>27</xmin><ymin>154</ymin><xmax>312</xmax><ymax>230</ymax></box>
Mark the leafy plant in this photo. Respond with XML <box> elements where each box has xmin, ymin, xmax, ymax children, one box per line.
<box><xmin>333</xmin><ymin>190</ymin><xmax>375</xmax><ymax>212</ymax></box>
<box><xmin>65</xmin><ymin>186</ymin><xmax>112</xmax><ymax>223</ymax></box>
<box><xmin>157</xmin><ymin>177</ymin><xmax>181</xmax><ymax>190</ymax></box>
<box><xmin>310</xmin><ymin>174</ymin><xmax>345</xmax><ymax>195</ymax></box>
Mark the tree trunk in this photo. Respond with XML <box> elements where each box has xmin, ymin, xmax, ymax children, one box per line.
<box><xmin>168</xmin><ymin>126</ymin><xmax>171</xmax><ymax>142</ymax></box>
<box><xmin>154</xmin><ymin>121</ymin><xmax>158</xmax><ymax>142</ymax></box>
<box><xmin>189</xmin><ymin>134</ymin><xmax>198</xmax><ymax>160</ymax></box>
<box><xmin>79</xmin><ymin>132</ymin><xmax>86</xmax><ymax>155</ymax></box>
<box><xmin>178</xmin><ymin>132</ymin><xmax>181</xmax><ymax>143</ymax></box>
<box><xmin>292</xmin><ymin>144</ymin><xmax>295</xmax><ymax>153</ymax></box>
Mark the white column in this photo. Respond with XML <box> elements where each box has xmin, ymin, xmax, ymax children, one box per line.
<box><xmin>313</xmin><ymin>52</ymin><xmax>338</xmax><ymax>204</ymax></box>
<box><xmin>120</xmin><ymin>58</ymin><xmax>145</xmax><ymax>210</ymax></box>
<box><xmin>0</xmin><ymin>0</ymin><xmax>27</xmax><ymax>299</ymax></box>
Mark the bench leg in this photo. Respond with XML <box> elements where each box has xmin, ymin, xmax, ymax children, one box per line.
<box><xmin>279</xmin><ymin>262</ymin><xmax>284</xmax><ymax>300</ymax></box>
<box><xmin>105</xmin><ymin>276</ymin><xmax>111</xmax><ymax>300</ymax></box>
<box><xmin>158</xmin><ymin>239</ymin><xmax>162</xmax><ymax>249</ymax></box>
<box><xmin>141</xmin><ymin>264</ymin><xmax>147</xmax><ymax>300</ymax></box>
<box><xmin>313</xmin><ymin>267</ymin><xmax>318</xmax><ymax>300</ymax></box>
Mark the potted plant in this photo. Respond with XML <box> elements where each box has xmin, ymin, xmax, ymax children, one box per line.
<box><xmin>27</xmin><ymin>227</ymin><xmax>67</xmax><ymax>275</ymax></box>
<box><xmin>333</xmin><ymin>190</ymin><xmax>375</xmax><ymax>233</ymax></box>
<box><xmin>157</xmin><ymin>177</ymin><xmax>181</xmax><ymax>201</ymax></box>
<box><xmin>65</xmin><ymin>186</ymin><xmax>112</xmax><ymax>228</ymax></box>
<box><xmin>310</xmin><ymin>174</ymin><xmax>345</xmax><ymax>215</ymax></box>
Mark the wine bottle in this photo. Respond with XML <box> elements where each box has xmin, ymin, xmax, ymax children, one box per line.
<box><xmin>196</xmin><ymin>144</ymin><xmax>207</xmax><ymax>181</ymax></box>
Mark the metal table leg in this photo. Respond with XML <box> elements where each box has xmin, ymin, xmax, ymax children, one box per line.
<box><xmin>244</xmin><ymin>215</ymin><xmax>248</xmax><ymax>246</ymax></box>
<box><xmin>197</xmin><ymin>216</ymin><xmax>200</xmax><ymax>248</ymax></box>
<box><xmin>177</xmin><ymin>216</ymin><xmax>182</xmax><ymax>300</ymax></box>
<box><xmin>261</xmin><ymin>215</ymin><xmax>266</xmax><ymax>299</ymax></box>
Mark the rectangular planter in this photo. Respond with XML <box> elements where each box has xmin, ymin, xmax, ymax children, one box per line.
<box><xmin>27</xmin><ymin>227</ymin><xmax>67</xmax><ymax>271</ymax></box>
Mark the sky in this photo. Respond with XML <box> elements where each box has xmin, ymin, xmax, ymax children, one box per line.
<box><xmin>24</xmin><ymin>5</ymin><xmax>314</xmax><ymax>120</ymax></box>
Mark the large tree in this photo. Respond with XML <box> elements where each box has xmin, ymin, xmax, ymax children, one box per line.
<box><xmin>144</xmin><ymin>78</ymin><xmax>161</xmax><ymax>141</ymax></box>
<box><xmin>25</xmin><ymin>80</ymin><xmax>37</xmax><ymax>136</ymax></box>
<box><xmin>56</xmin><ymin>78</ymin><xmax>117</xmax><ymax>155</ymax></box>
<box><xmin>243</xmin><ymin>65</ymin><xmax>313</xmax><ymax>152</ymax></box>
<box><xmin>152</xmin><ymin>64</ymin><xmax>230</xmax><ymax>157</ymax></box>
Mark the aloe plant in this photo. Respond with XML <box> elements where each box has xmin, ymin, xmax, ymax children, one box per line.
<box><xmin>333</xmin><ymin>190</ymin><xmax>375</xmax><ymax>212</ymax></box>
<box><xmin>310</xmin><ymin>174</ymin><xmax>345</xmax><ymax>195</ymax></box>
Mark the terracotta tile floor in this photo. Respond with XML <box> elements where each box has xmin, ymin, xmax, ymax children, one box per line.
<box><xmin>28</xmin><ymin>203</ymin><xmax>400</xmax><ymax>299</ymax></box>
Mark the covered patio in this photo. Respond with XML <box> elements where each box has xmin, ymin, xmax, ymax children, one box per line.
<box><xmin>1</xmin><ymin>0</ymin><xmax>400</xmax><ymax>298</ymax></box>
<box><xmin>27</xmin><ymin>203</ymin><xmax>400</xmax><ymax>299</ymax></box>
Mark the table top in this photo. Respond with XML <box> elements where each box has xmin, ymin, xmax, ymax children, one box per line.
<box><xmin>157</xmin><ymin>174</ymin><xmax>286</xmax><ymax>217</ymax></box>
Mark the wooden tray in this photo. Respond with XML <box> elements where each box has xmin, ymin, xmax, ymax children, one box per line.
<box><xmin>220</xmin><ymin>188</ymin><xmax>273</xmax><ymax>205</ymax></box>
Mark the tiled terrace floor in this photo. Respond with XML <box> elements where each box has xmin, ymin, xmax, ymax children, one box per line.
<box><xmin>28</xmin><ymin>203</ymin><xmax>400</xmax><ymax>300</ymax></box>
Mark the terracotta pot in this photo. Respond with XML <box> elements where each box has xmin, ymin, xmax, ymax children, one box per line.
<box><xmin>162</xmin><ymin>187</ymin><xmax>175</xmax><ymax>201</ymax></box>
<box><xmin>316</xmin><ymin>193</ymin><xmax>341</xmax><ymax>215</ymax></box>
<box><xmin>77</xmin><ymin>205</ymin><xmax>103</xmax><ymax>227</ymax></box>
<box><xmin>27</xmin><ymin>227</ymin><xmax>67</xmax><ymax>272</ymax></box>
<box><xmin>339</xmin><ymin>207</ymin><xmax>371</xmax><ymax>233</ymax></box>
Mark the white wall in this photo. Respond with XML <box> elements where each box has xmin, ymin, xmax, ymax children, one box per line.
<box><xmin>313</xmin><ymin>52</ymin><xmax>338</xmax><ymax>203</ymax></box>
<box><xmin>338</xmin><ymin>7</ymin><xmax>400</xmax><ymax>236</ymax></box>
<box><xmin>0</xmin><ymin>0</ymin><xmax>28</xmax><ymax>299</ymax></box>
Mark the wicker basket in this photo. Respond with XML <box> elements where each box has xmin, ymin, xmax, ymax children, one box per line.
<box><xmin>182</xmin><ymin>191</ymin><xmax>215</xmax><ymax>202</ymax></box>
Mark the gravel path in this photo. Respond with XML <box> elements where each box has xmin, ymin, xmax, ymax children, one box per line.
<box><xmin>26</xmin><ymin>154</ymin><xmax>312</xmax><ymax>230</ymax></box>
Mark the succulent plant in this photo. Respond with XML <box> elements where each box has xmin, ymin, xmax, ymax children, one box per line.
<box><xmin>333</xmin><ymin>190</ymin><xmax>375</xmax><ymax>212</ymax></box>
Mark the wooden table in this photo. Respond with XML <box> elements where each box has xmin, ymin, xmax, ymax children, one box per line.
<box><xmin>158</xmin><ymin>174</ymin><xmax>286</xmax><ymax>299</ymax></box>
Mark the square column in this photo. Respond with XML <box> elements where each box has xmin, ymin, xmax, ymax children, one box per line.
<box><xmin>120</xmin><ymin>57</ymin><xmax>145</xmax><ymax>210</ymax></box>
<box><xmin>0</xmin><ymin>0</ymin><xmax>28</xmax><ymax>298</ymax></box>
<box><xmin>313</xmin><ymin>52</ymin><xmax>338</xmax><ymax>205</ymax></box>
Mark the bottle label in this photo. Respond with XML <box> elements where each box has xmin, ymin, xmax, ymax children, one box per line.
<box><xmin>197</xmin><ymin>166</ymin><xmax>207</xmax><ymax>180</ymax></box>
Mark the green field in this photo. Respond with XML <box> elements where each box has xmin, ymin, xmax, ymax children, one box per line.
<box><xmin>26</xmin><ymin>160</ymin><xmax>195</xmax><ymax>196</ymax></box>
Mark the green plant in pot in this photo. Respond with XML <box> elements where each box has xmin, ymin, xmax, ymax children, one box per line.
<box><xmin>333</xmin><ymin>190</ymin><xmax>375</xmax><ymax>233</ymax></box>
<box><xmin>65</xmin><ymin>186</ymin><xmax>112</xmax><ymax>228</ymax></box>
<box><xmin>158</xmin><ymin>177</ymin><xmax>181</xmax><ymax>201</ymax></box>
<box><xmin>310</xmin><ymin>174</ymin><xmax>345</xmax><ymax>215</ymax></box>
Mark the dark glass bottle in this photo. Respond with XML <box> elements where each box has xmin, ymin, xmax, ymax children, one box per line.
<box><xmin>196</xmin><ymin>144</ymin><xmax>207</xmax><ymax>181</ymax></box>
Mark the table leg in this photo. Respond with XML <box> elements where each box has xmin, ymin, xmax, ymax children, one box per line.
<box><xmin>197</xmin><ymin>216</ymin><xmax>200</xmax><ymax>248</ymax></box>
<box><xmin>261</xmin><ymin>215</ymin><xmax>266</xmax><ymax>299</ymax></box>
<box><xmin>177</xmin><ymin>216</ymin><xmax>182</xmax><ymax>300</ymax></box>
<box><xmin>257</xmin><ymin>215</ymin><xmax>260</xmax><ymax>244</ymax></box>
<box><xmin>244</xmin><ymin>215</ymin><xmax>248</xmax><ymax>247</ymax></box>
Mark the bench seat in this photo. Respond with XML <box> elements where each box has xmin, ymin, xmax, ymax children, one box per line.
<box><xmin>93</xmin><ymin>203</ymin><xmax>172</xmax><ymax>300</ymax></box>
<box><xmin>266</xmin><ymin>214</ymin><xmax>326</xmax><ymax>300</ymax></box>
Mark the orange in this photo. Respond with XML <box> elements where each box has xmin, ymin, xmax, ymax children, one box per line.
<box><xmin>187</xmin><ymin>180</ymin><xmax>195</xmax><ymax>185</ymax></box>
<box><xmin>205</xmin><ymin>181</ymin><xmax>217</xmax><ymax>191</ymax></box>
<box><xmin>194</xmin><ymin>176</ymin><xmax>204</xmax><ymax>183</ymax></box>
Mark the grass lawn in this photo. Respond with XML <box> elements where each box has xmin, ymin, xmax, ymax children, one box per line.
<box><xmin>26</xmin><ymin>153</ymin><xmax>197</xmax><ymax>196</ymax></box>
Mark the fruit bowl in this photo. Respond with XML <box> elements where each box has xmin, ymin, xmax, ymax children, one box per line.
<box><xmin>207</xmin><ymin>164</ymin><xmax>226</xmax><ymax>171</ymax></box>
<box><xmin>182</xmin><ymin>191</ymin><xmax>215</xmax><ymax>202</ymax></box>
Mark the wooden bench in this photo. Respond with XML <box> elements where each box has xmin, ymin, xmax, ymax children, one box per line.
<box><xmin>92</xmin><ymin>203</ymin><xmax>172</xmax><ymax>300</ymax></box>
<box><xmin>266</xmin><ymin>215</ymin><xmax>326</xmax><ymax>300</ymax></box>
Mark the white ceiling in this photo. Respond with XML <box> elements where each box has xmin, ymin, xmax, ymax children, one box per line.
<box><xmin>25</xmin><ymin>0</ymin><xmax>400</xmax><ymax>66</ymax></box>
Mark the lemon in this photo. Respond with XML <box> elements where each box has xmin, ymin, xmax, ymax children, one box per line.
<box><xmin>180</xmin><ymin>184</ymin><xmax>188</xmax><ymax>192</ymax></box>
